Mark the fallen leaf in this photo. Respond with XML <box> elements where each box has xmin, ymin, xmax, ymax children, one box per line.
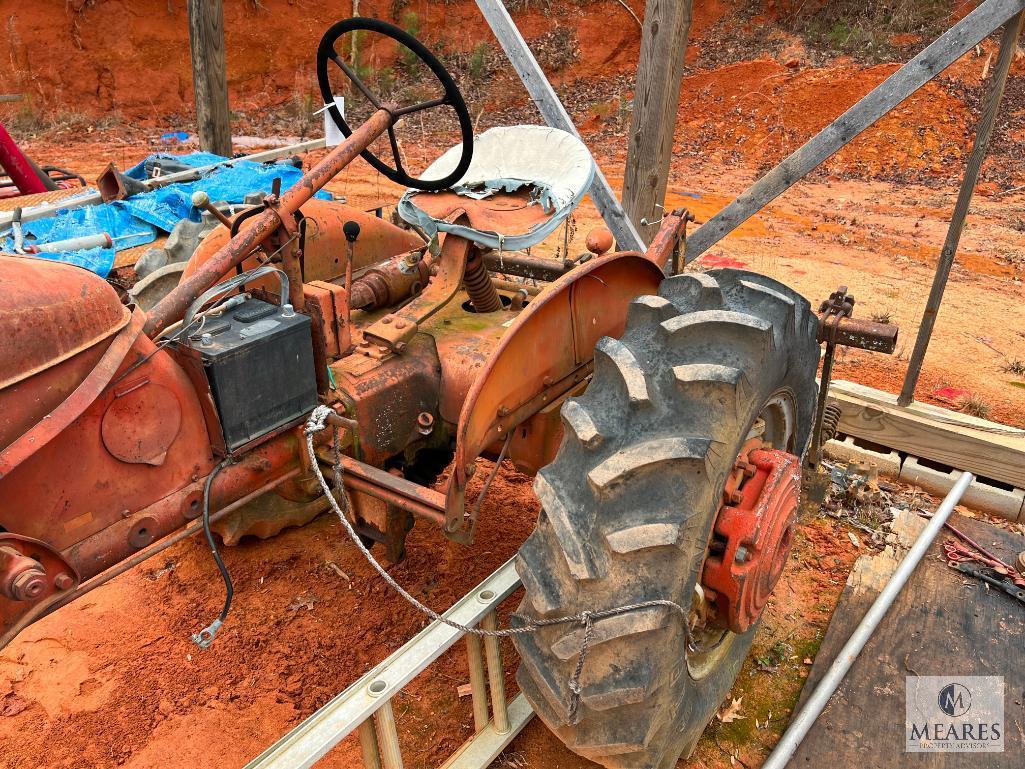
<box><xmin>0</xmin><ymin>695</ymin><xmax>30</xmax><ymax>718</ymax></box>
<box><xmin>848</xmin><ymin>531</ymin><xmax>862</xmax><ymax>548</ymax></box>
<box><xmin>804</xmin><ymin>657</ymin><xmax>813</xmax><ymax>665</ymax></box>
<box><xmin>718</xmin><ymin>697</ymin><xmax>744</xmax><ymax>724</ymax></box>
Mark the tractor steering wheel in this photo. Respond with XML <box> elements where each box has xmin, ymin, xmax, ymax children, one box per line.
<box><xmin>316</xmin><ymin>17</ymin><xmax>474</xmax><ymax>192</ymax></box>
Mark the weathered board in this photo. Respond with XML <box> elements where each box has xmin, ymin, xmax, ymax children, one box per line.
<box><xmin>828</xmin><ymin>380</ymin><xmax>1025</xmax><ymax>489</ymax></box>
<box><xmin>789</xmin><ymin>512</ymin><xmax>1025</xmax><ymax>767</ymax></box>
<box><xmin>899</xmin><ymin>12</ymin><xmax>1024</xmax><ymax>405</ymax></box>
<box><xmin>621</xmin><ymin>0</ymin><xmax>693</xmax><ymax>243</ymax></box>
<box><xmin>187</xmin><ymin>0</ymin><xmax>232</xmax><ymax>156</ymax></box>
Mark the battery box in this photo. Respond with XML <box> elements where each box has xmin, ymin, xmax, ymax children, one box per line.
<box><xmin>184</xmin><ymin>298</ymin><xmax>318</xmax><ymax>452</ymax></box>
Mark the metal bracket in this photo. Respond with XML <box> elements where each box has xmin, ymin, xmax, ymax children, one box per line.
<box><xmin>361</xmin><ymin>220</ymin><xmax>475</xmax><ymax>354</ymax></box>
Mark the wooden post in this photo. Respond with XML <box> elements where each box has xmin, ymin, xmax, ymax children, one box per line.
<box><xmin>187</xmin><ymin>0</ymin><xmax>232</xmax><ymax>156</ymax></box>
<box><xmin>898</xmin><ymin>11</ymin><xmax>1024</xmax><ymax>406</ymax></box>
<box><xmin>622</xmin><ymin>0</ymin><xmax>693</xmax><ymax>244</ymax></box>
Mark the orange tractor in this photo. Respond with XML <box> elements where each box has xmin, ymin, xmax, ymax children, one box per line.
<box><xmin>0</xmin><ymin>19</ymin><xmax>895</xmax><ymax>768</ymax></box>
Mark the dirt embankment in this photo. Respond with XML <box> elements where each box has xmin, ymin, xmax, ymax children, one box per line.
<box><xmin>5</xmin><ymin>0</ymin><xmax>1025</xmax><ymax>188</ymax></box>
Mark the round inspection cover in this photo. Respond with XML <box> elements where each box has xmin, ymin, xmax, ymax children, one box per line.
<box><xmin>128</xmin><ymin>516</ymin><xmax>159</xmax><ymax>549</ymax></box>
<box><xmin>101</xmin><ymin>383</ymin><xmax>182</xmax><ymax>465</ymax></box>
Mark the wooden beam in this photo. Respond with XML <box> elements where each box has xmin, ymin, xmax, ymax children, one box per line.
<box><xmin>898</xmin><ymin>11</ymin><xmax>1024</xmax><ymax>406</ymax></box>
<box><xmin>684</xmin><ymin>0</ymin><xmax>1025</xmax><ymax>261</ymax></box>
<box><xmin>622</xmin><ymin>0</ymin><xmax>693</xmax><ymax>244</ymax></box>
<box><xmin>474</xmin><ymin>0</ymin><xmax>644</xmax><ymax>252</ymax></box>
<box><xmin>187</xmin><ymin>0</ymin><xmax>232</xmax><ymax>156</ymax></box>
<box><xmin>793</xmin><ymin>511</ymin><xmax>1024</xmax><ymax>765</ymax></box>
<box><xmin>827</xmin><ymin>380</ymin><xmax>1025</xmax><ymax>489</ymax></box>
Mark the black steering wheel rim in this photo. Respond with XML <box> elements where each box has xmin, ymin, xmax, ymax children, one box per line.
<box><xmin>316</xmin><ymin>17</ymin><xmax>473</xmax><ymax>192</ymax></box>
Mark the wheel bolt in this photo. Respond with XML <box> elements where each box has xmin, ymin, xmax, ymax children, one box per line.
<box><xmin>54</xmin><ymin>573</ymin><xmax>74</xmax><ymax>591</ymax></box>
<box><xmin>11</xmin><ymin>568</ymin><xmax>47</xmax><ymax>601</ymax></box>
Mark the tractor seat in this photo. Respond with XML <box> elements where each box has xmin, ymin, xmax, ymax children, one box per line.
<box><xmin>397</xmin><ymin>125</ymin><xmax>595</xmax><ymax>251</ymax></box>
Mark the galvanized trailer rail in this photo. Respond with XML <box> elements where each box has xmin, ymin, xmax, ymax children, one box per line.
<box><xmin>245</xmin><ymin>558</ymin><xmax>532</xmax><ymax>769</ymax></box>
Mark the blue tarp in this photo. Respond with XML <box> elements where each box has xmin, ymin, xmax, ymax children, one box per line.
<box><xmin>1</xmin><ymin>151</ymin><xmax>329</xmax><ymax>277</ymax></box>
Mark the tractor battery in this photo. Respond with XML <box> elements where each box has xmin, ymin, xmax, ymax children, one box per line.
<box><xmin>183</xmin><ymin>298</ymin><xmax>318</xmax><ymax>452</ymax></box>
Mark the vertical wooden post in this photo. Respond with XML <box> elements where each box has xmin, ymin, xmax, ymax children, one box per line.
<box><xmin>622</xmin><ymin>0</ymin><xmax>693</xmax><ymax>244</ymax></box>
<box><xmin>898</xmin><ymin>11</ymin><xmax>1024</xmax><ymax>407</ymax></box>
<box><xmin>187</xmin><ymin>0</ymin><xmax>232</xmax><ymax>156</ymax></box>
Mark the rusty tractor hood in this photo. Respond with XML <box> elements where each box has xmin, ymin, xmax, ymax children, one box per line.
<box><xmin>0</xmin><ymin>254</ymin><xmax>130</xmax><ymax>390</ymax></box>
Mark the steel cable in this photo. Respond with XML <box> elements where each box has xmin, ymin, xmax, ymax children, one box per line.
<box><xmin>304</xmin><ymin>405</ymin><xmax>691</xmax><ymax>722</ymax></box>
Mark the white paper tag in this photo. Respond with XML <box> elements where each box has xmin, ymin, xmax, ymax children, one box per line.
<box><xmin>323</xmin><ymin>96</ymin><xmax>346</xmax><ymax>147</ymax></box>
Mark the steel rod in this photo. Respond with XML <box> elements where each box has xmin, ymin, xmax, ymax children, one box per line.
<box><xmin>481</xmin><ymin>611</ymin><xmax>509</xmax><ymax>735</ymax></box>
<box><xmin>684</xmin><ymin>0</ymin><xmax>1025</xmax><ymax>261</ymax></box>
<box><xmin>761</xmin><ymin>470</ymin><xmax>975</xmax><ymax>769</ymax></box>
<box><xmin>465</xmin><ymin>633</ymin><xmax>490</xmax><ymax>732</ymax></box>
<box><xmin>373</xmin><ymin>701</ymin><xmax>404</xmax><ymax>769</ymax></box>
<box><xmin>807</xmin><ymin>342</ymin><xmax>837</xmax><ymax>467</ymax></box>
<box><xmin>898</xmin><ymin>11</ymin><xmax>1024</xmax><ymax>406</ymax></box>
<box><xmin>357</xmin><ymin>719</ymin><xmax>383</xmax><ymax>769</ymax></box>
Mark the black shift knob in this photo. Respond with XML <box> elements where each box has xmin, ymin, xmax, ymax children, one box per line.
<box><xmin>343</xmin><ymin>220</ymin><xmax>361</xmax><ymax>243</ymax></box>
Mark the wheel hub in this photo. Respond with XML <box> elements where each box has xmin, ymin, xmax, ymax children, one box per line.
<box><xmin>702</xmin><ymin>446</ymin><xmax>801</xmax><ymax>633</ymax></box>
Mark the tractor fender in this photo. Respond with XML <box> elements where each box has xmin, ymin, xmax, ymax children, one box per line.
<box><xmin>444</xmin><ymin>251</ymin><xmax>664</xmax><ymax>542</ymax></box>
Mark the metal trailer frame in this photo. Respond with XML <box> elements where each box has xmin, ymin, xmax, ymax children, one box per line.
<box><xmin>244</xmin><ymin>559</ymin><xmax>533</xmax><ymax>769</ymax></box>
<box><xmin>246</xmin><ymin>471</ymin><xmax>979</xmax><ymax>769</ymax></box>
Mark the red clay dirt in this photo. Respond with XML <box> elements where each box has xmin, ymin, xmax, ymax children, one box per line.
<box><xmin>0</xmin><ymin>458</ymin><xmax>860</xmax><ymax>769</ymax></box>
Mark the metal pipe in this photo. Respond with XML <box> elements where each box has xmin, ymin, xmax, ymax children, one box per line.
<box><xmin>761</xmin><ymin>471</ymin><xmax>975</xmax><ymax>769</ymax></box>
<box><xmin>144</xmin><ymin>109</ymin><xmax>394</xmax><ymax>337</ymax></box>
<box><xmin>899</xmin><ymin>12</ymin><xmax>1024</xmax><ymax>406</ymax></box>
<box><xmin>481</xmin><ymin>610</ymin><xmax>509</xmax><ymax>734</ymax></box>
<box><xmin>465</xmin><ymin>633</ymin><xmax>490</xmax><ymax>732</ymax></box>
<box><xmin>483</xmin><ymin>252</ymin><xmax>567</xmax><ymax>282</ymax></box>
<box><xmin>0</xmin><ymin>121</ymin><xmax>55</xmax><ymax>194</ymax></box>
<box><xmin>0</xmin><ymin>138</ymin><xmax>328</xmax><ymax>228</ymax></box>
<box><xmin>807</xmin><ymin>341</ymin><xmax>837</xmax><ymax>468</ymax></box>
<box><xmin>815</xmin><ymin>314</ymin><xmax>898</xmax><ymax>353</ymax></box>
<box><xmin>373</xmin><ymin>701</ymin><xmax>404</xmax><ymax>769</ymax></box>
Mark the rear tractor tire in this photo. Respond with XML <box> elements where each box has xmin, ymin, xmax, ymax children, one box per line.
<box><xmin>512</xmin><ymin>269</ymin><xmax>820</xmax><ymax>769</ymax></box>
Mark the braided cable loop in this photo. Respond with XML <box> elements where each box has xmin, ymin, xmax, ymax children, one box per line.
<box><xmin>303</xmin><ymin>408</ymin><xmax>690</xmax><ymax>721</ymax></box>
